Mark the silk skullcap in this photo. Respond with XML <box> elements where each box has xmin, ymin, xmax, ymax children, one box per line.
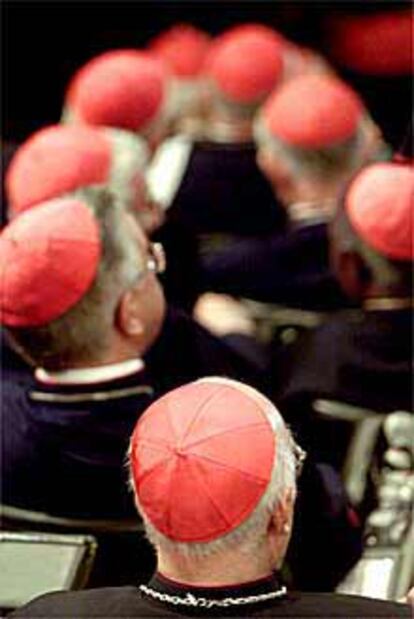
<box><xmin>345</xmin><ymin>162</ymin><xmax>413</xmax><ymax>260</ymax></box>
<box><xmin>149</xmin><ymin>23</ymin><xmax>211</xmax><ymax>78</ymax></box>
<box><xmin>6</xmin><ymin>125</ymin><xmax>112</xmax><ymax>216</ymax></box>
<box><xmin>0</xmin><ymin>198</ymin><xmax>101</xmax><ymax>327</ymax></box>
<box><xmin>130</xmin><ymin>378</ymin><xmax>276</xmax><ymax>543</ymax></box>
<box><xmin>205</xmin><ymin>24</ymin><xmax>284</xmax><ymax>104</ymax></box>
<box><xmin>65</xmin><ymin>50</ymin><xmax>168</xmax><ymax>132</ymax></box>
<box><xmin>261</xmin><ymin>74</ymin><xmax>364</xmax><ymax>148</ymax></box>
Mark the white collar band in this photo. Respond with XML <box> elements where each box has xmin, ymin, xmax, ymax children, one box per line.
<box><xmin>35</xmin><ymin>358</ymin><xmax>144</xmax><ymax>385</ymax></box>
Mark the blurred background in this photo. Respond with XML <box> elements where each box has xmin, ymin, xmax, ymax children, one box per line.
<box><xmin>3</xmin><ymin>1</ymin><xmax>412</xmax><ymax>150</ymax></box>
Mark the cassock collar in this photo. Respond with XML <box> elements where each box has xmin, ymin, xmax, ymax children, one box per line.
<box><xmin>35</xmin><ymin>358</ymin><xmax>144</xmax><ymax>386</ymax></box>
<box><xmin>140</xmin><ymin>571</ymin><xmax>288</xmax><ymax>612</ymax></box>
<box><xmin>31</xmin><ymin>359</ymin><xmax>152</xmax><ymax>404</ymax></box>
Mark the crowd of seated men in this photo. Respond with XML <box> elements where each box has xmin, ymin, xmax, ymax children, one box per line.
<box><xmin>1</xmin><ymin>12</ymin><xmax>412</xmax><ymax>618</ymax></box>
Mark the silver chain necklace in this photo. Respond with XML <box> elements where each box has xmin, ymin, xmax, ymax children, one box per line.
<box><xmin>139</xmin><ymin>583</ymin><xmax>287</xmax><ymax>608</ymax></box>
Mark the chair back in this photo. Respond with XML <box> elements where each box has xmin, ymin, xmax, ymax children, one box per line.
<box><xmin>0</xmin><ymin>530</ymin><xmax>97</xmax><ymax>613</ymax></box>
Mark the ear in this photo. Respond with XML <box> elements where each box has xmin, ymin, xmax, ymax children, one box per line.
<box><xmin>116</xmin><ymin>288</ymin><xmax>145</xmax><ymax>338</ymax></box>
<box><xmin>333</xmin><ymin>249</ymin><xmax>369</xmax><ymax>300</ymax></box>
<box><xmin>267</xmin><ymin>490</ymin><xmax>295</xmax><ymax>566</ymax></box>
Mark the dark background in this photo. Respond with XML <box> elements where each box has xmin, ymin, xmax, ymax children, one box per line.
<box><xmin>2</xmin><ymin>1</ymin><xmax>412</xmax><ymax>150</ymax></box>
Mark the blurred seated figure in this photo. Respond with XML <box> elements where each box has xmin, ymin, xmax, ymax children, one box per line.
<box><xmin>0</xmin><ymin>189</ymin><xmax>265</xmax><ymax>520</ymax></box>
<box><xmin>6</xmin><ymin>124</ymin><xmax>155</xmax><ymax>227</ymax></box>
<box><xmin>148</xmin><ymin>23</ymin><xmax>212</xmax><ymax>135</ymax></box>
<box><xmin>11</xmin><ymin>379</ymin><xmax>409</xmax><ymax>617</ymax></box>
<box><xmin>62</xmin><ymin>49</ymin><xmax>171</xmax><ymax>153</ymax></box>
<box><xmin>276</xmin><ymin>161</ymin><xmax>413</xmax><ymax>454</ymax></box>
<box><xmin>4</xmin><ymin>124</ymin><xmax>191</xmax><ymax>306</ymax></box>
<box><xmin>2</xmin><ymin>124</ymin><xmax>155</xmax><ymax>381</ymax></box>
<box><xmin>61</xmin><ymin>50</ymin><xmax>200</xmax><ymax>310</ymax></box>
<box><xmin>201</xmin><ymin>74</ymin><xmax>390</xmax><ymax>310</ymax></box>
<box><xmin>147</xmin><ymin>24</ymin><xmax>287</xmax><ymax>239</ymax></box>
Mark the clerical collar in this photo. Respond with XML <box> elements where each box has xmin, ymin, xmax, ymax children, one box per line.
<box><xmin>288</xmin><ymin>200</ymin><xmax>336</xmax><ymax>228</ymax></box>
<box><xmin>140</xmin><ymin>571</ymin><xmax>287</xmax><ymax>611</ymax></box>
<box><xmin>363</xmin><ymin>298</ymin><xmax>413</xmax><ymax>312</ymax></box>
<box><xmin>35</xmin><ymin>358</ymin><xmax>144</xmax><ymax>386</ymax></box>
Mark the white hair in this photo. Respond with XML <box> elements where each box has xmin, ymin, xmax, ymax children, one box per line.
<box><xmin>105</xmin><ymin>128</ymin><xmax>149</xmax><ymax>213</ymax></box>
<box><xmin>253</xmin><ymin>113</ymin><xmax>390</xmax><ymax>182</ymax></box>
<box><xmin>7</xmin><ymin>186</ymin><xmax>144</xmax><ymax>369</ymax></box>
<box><xmin>130</xmin><ymin>377</ymin><xmax>300</xmax><ymax>559</ymax></box>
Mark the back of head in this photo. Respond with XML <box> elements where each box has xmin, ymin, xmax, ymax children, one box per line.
<box><xmin>331</xmin><ymin>161</ymin><xmax>413</xmax><ymax>299</ymax></box>
<box><xmin>0</xmin><ymin>187</ymin><xmax>146</xmax><ymax>369</ymax></box>
<box><xmin>205</xmin><ymin>24</ymin><xmax>284</xmax><ymax>116</ymax></box>
<box><xmin>129</xmin><ymin>377</ymin><xmax>301</xmax><ymax>563</ymax></box>
<box><xmin>149</xmin><ymin>23</ymin><xmax>211</xmax><ymax>80</ymax></box>
<box><xmin>6</xmin><ymin>124</ymin><xmax>149</xmax><ymax>219</ymax></box>
<box><xmin>255</xmin><ymin>74</ymin><xmax>388</xmax><ymax>194</ymax></box>
<box><xmin>63</xmin><ymin>50</ymin><xmax>170</xmax><ymax>146</ymax></box>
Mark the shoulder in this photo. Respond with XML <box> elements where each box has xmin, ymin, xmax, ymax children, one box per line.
<box><xmin>10</xmin><ymin>586</ymin><xmax>150</xmax><ymax>617</ymax></box>
<box><xmin>276</xmin><ymin>311</ymin><xmax>364</xmax><ymax>403</ymax></box>
<box><xmin>300</xmin><ymin>592</ymin><xmax>411</xmax><ymax>617</ymax></box>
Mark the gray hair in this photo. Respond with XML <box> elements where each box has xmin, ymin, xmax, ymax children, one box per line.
<box><xmin>130</xmin><ymin>377</ymin><xmax>300</xmax><ymax>559</ymax></box>
<box><xmin>7</xmin><ymin>186</ymin><xmax>144</xmax><ymax>369</ymax></box>
<box><xmin>207</xmin><ymin>80</ymin><xmax>269</xmax><ymax>120</ymax></box>
<box><xmin>104</xmin><ymin>128</ymin><xmax>149</xmax><ymax>212</ymax></box>
<box><xmin>254</xmin><ymin>114</ymin><xmax>391</xmax><ymax>182</ymax></box>
<box><xmin>332</xmin><ymin>195</ymin><xmax>412</xmax><ymax>290</ymax></box>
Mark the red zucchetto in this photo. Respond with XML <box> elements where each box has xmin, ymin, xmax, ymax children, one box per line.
<box><xmin>0</xmin><ymin>198</ymin><xmax>101</xmax><ymax>326</ymax></box>
<box><xmin>205</xmin><ymin>25</ymin><xmax>284</xmax><ymax>104</ymax></box>
<box><xmin>345</xmin><ymin>162</ymin><xmax>413</xmax><ymax>261</ymax></box>
<box><xmin>6</xmin><ymin>125</ymin><xmax>111</xmax><ymax>216</ymax></box>
<box><xmin>130</xmin><ymin>378</ymin><xmax>276</xmax><ymax>543</ymax></box>
<box><xmin>149</xmin><ymin>23</ymin><xmax>211</xmax><ymax>78</ymax></box>
<box><xmin>64</xmin><ymin>50</ymin><xmax>168</xmax><ymax>132</ymax></box>
<box><xmin>260</xmin><ymin>74</ymin><xmax>364</xmax><ymax>148</ymax></box>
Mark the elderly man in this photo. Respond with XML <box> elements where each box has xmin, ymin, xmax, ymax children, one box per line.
<box><xmin>2</xmin><ymin>124</ymin><xmax>161</xmax><ymax>379</ymax></box>
<box><xmin>148</xmin><ymin>23</ymin><xmax>212</xmax><ymax>135</ymax></box>
<box><xmin>5</xmin><ymin>124</ymin><xmax>159</xmax><ymax>227</ymax></box>
<box><xmin>61</xmin><ymin>49</ymin><xmax>202</xmax><ymax>311</ymax></box>
<box><xmin>62</xmin><ymin>49</ymin><xmax>171</xmax><ymax>152</ymax></box>
<box><xmin>147</xmin><ymin>24</ymin><xmax>287</xmax><ymax>238</ymax></box>
<box><xmin>0</xmin><ymin>188</ymin><xmax>264</xmax><ymax>520</ymax></box>
<box><xmin>276</xmin><ymin>161</ymin><xmax>413</xmax><ymax>464</ymax></box>
<box><xmin>11</xmin><ymin>379</ymin><xmax>409</xmax><ymax>617</ymax></box>
<box><xmin>200</xmin><ymin>74</ymin><xmax>390</xmax><ymax>310</ymax></box>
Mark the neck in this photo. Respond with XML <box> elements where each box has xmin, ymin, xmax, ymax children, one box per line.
<box><xmin>288</xmin><ymin>180</ymin><xmax>344</xmax><ymax>206</ymax></box>
<box><xmin>35</xmin><ymin>358</ymin><xmax>144</xmax><ymax>385</ymax></box>
<box><xmin>157</xmin><ymin>544</ymin><xmax>277</xmax><ymax>587</ymax></box>
<box><xmin>204</xmin><ymin>113</ymin><xmax>253</xmax><ymax>143</ymax></box>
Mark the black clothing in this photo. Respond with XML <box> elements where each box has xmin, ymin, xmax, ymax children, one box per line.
<box><xmin>168</xmin><ymin>141</ymin><xmax>286</xmax><ymax>237</ymax></box>
<box><xmin>286</xmin><ymin>460</ymin><xmax>362</xmax><ymax>591</ymax></box>
<box><xmin>278</xmin><ymin>308</ymin><xmax>413</xmax><ymax>412</ymax></box>
<box><xmin>1</xmin><ymin>308</ymin><xmax>362</xmax><ymax>590</ymax></box>
<box><xmin>1</xmin><ymin>328</ymin><xmax>32</xmax><ymax>380</ymax></box>
<box><xmin>275</xmin><ymin>308</ymin><xmax>413</xmax><ymax>467</ymax></box>
<box><xmin>1</xmin><ymin>307</ymin><xmax>264</xmax><ymax>519</ymax></box>
<box><xmin>11</xmin><ymin>572</ymin><xmax>410</xmax><ymax>617</ymax></box>
<box><xmin>153</xmin><ymin>216</ymin><xmax>201</xmax><ymax>313</ymax></box>
<box><xmin>201</xmin><ymin>223</ymin><xmax>350</xmax><ymax>311</ymax></box>
<box><xmin>145</xmin><ymin>307</ymin><xmax>267</xmax><ymax>397</ymax></box>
